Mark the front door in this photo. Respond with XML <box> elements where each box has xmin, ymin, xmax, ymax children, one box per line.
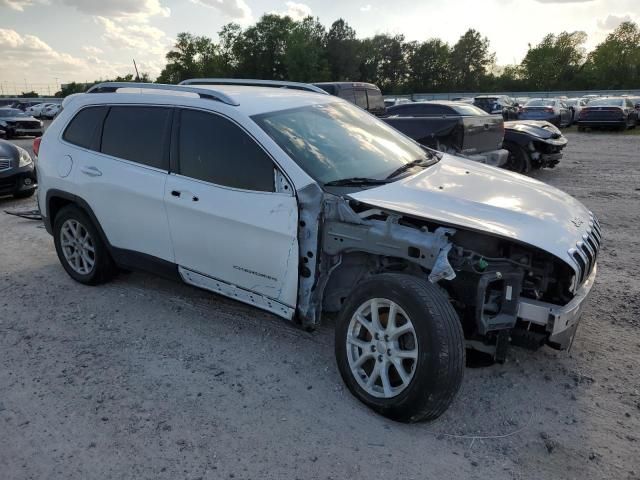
<box><xmin>164</xmin><ymin>108</ymin><xmax>299</xmax><ymax>318</ymax></box>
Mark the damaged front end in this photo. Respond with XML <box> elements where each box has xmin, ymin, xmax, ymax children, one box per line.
<box><xmin>296</xmin><ymin>189</ymin><xmax>597</xmax><ymax>361</ymax></box>
<box><xmin>504</xmin><ymin>120</ymin><xmax>568</xmax><ymax>169</ymax></box>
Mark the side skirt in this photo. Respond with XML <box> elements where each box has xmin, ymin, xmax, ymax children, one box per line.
<box><xmin>178</xmin><ymin>266</ymin><xmax>295</xmax><ymax>321</ymax></box>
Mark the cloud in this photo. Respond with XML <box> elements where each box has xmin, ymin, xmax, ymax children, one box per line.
<box><xmin>0</xmin><ymin>28</ymin><xmax>166</xmax><ymax>92</ymax></box>
<box><xmin>282</xmin><ymin>1</ymin><xmax>311</xmax><ymax>20</ymax></box>
<box><xmin>59</xmin><ymin>0</ymin><xmax>169</xmax><ymax>19</ymax></box>
<box><xmin>189</xmin><ymin>0</ymin><xmax>252</xmax><ymax>22</ymax></box>
<box><xmin>0</xmin><ymin>0</ymin><xmax>47</xmax><ymax>11</ymax></box>
<box><xmin>597</xmin><ymin>13</ymin><xmax>634</xmax><ymax>30</ymax></box>
<box><xmin>533</xmin><ymin>0</ymin><xmax>594</xmax><ymax>2</ymax></box>
<box><xmin>82</xmin><ymin>45</ymin><xmax>103</xmax><ymax>54</ymax></box>
<box><xmin>95</xmin><ymin>16</ymin><xmax>170</xmax><ymax>55</ymax></box>
<box><xmin>360</xmin><ymin>4</ymin><xmax>372</xmax><ymax>12</ymax></box>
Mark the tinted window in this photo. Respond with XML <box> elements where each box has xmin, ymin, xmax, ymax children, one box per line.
<box><xmin>525</xmin><ymin>99</ymin><xmax>555</xmax><ymax>107</ymax></box>
<box><xmin>178</xmin><ymin>109</ymin><xmax>274</xmax><ymax>192</ymax></box>
<box><xmin>63</xmin><ymin>106</ymin><xmax>108</xmax><ymax>150</ymax></box>
<box><xmin>354</xmin><ymin>90</ymin><xmax>367</xmax><ymax>109</ymax></box>
<box><xmin>366</xmin><ymin>89</ymin><xmax>385</xmax><ymax>112</ymax></box>
<box><xmin>339</xmin><ymin>88</ymin><xmax>356</xmax><ymax>103</ymax></box>
<box><xmin>588</xmin><ymin>98</ymin><xmax>624</xmax><ymax>107</ymax></box>
<box><xmin>451</xmin><ymin>104</ymin><xmax>489</xmax><ymax>116</ymax></box>
<box><xmin>101</xmin><ymin>106</ymin><xmax>171</xmax><ymax>169</ymax></box>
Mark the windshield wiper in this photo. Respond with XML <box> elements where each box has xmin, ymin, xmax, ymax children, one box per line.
<box><xmin>386</xmin><ymin>158</ymin><xmax>431</xmax><ymax>180</ymax></box>
<box><xmin>324</xmin><ymin>177</ymin><xmax>390</xmax><ymax>187</ymax></box>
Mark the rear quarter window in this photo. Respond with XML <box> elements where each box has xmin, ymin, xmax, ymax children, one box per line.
<box><xmin>62</xmin><ymin>106</ymin><xmax>108</xmax><ymax>150</ymax></box>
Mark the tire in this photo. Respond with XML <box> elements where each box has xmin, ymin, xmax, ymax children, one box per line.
<box><xmin>53</xmin><ymin>204</ymin><xmax>116</xmax><ymax>285</ymax></box>
<box><xmin>503</xmin><ymin>142</ymin><xmax>531</xmax><ymax>174</ymax></box>
<box><xmin>13</xmin><ymin>189</ymin><xmax>35</xmax><ymax>199</ymax></box>
<box><xmin>335</xmin><ymin>273</ymin><xmax>465</xmax><ymax>423</ymax></box>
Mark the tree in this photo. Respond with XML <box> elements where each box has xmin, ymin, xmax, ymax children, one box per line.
<box><xmin>157</xmin><ymin>33</ymin><xmax>223</xmax><ymax>84</ymax></box>
<box><xmin>583</xmin><ymin>21</ymin><xmax>640</xmax><ymax>89</ymax></box>
<box><xmin>232</xmin><ymin>14</ymin><xmax>297</xmax><ymax>80</ymax></box>
<box><xmin>358</xmin><ymin>34</ymin><xmax>408</xmax><ymax>92</ymax></box>
<box><xmin>449</xmin><ymin>29</ymin><xmax>495</xmax><ymax>91</ymax></box>
<box><xmin>326</xmin><ymin>19</ymin><xmax>360</xmax><ymax>81</ymax></box>
<box><xmin>406</xmin><ymin>39</ymin><xmax>451</xmax><ymax>92</ymax></box>
<box><xmin>19</xmin><ymin>91</ymin><xmax>39</xmax><ymax>98</ymax></box>
<box><xmin>284</xmin><ymin>17</ymin><xmax>330</xmax><ymax>82</ymax></box>
<box><xmin>520</xmin><ymin>31</ymin><xmax>587</xmax><ymax>90</ymax></box>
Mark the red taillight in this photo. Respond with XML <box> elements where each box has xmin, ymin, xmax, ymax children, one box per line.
<box><xmin>545</xmin><ymin>107</ymin><xmax>554</xmax><ymax>113</ymax></box>
<box><xmin>33</xmin><ymin>136</ymin><xmax>42</xmax><ymax>157</ymax></box>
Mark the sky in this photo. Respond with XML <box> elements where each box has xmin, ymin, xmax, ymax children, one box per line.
<box><xmin>0</xmin><ymin>0</ymin><xmax>638</xmax><ymax>95</ymax></box>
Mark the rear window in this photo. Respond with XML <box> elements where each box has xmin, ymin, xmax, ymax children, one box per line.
<box><xmin>588</xmin><ymin>98</ymin><xmax>625</xmax><ymax>107</ymax></box>
<box><xmin>451</xmin><ymin>104</ymin><xmax>489</xmax><ymax>116</ymax></box>
<box><xmin>354</xmin><ymin>90</ymin><xmax>367</xmax><ymax>109</ymax></box>
<box><xmin>525</xmin><ymin>99</ymin><xmax>555</xmax><ymax>107</ymax></box>
<box><xmin>101</xmin><ymin>106</ymin><xmax>171</xmax><ymax>169</ymax></box>
<box><xmin>366</xmin><ymin>89</ymin><xmax>385</xmax><ymax>112</ymax></box>
<box><xmin>63</xmin><ymin>106</ymin><xmax>108</xmax><ymax>150</ymax></box>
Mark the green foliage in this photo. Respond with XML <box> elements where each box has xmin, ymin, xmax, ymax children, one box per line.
<box><xmin>19</xmin><ymin>91</ymin><xmax>39</xmax><ymax>98</ymax></box>
<box><xmin>63</xmin><ymin>16</ymin><xmax>640</xmax><ymax>95</ymax></box>
<box><xmin>582</xmin><ymin>22</ymin><xmax>640</xmax><ymax>89</ymax></box>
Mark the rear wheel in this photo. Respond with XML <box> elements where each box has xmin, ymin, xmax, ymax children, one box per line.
<box><xmin>503</xmin><ymin>142</ymin><xmax>531</xmax><ymax>173</ymax></box>
<box><xmin>53</xmin><ymin>205</ymin><xmax>116</xmax><ymax>285</ymax></box>
<box><xmin>335</xmin><ymin>273</ymin><xmax>465</xmax><ymax>422</ymax></box>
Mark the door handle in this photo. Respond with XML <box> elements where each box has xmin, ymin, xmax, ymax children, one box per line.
<box><xmin>80</xmin><ymin>166</ymin><xmax>102</xmax><ymax>177</ymax></box>
<box><xmin>171</xmin><ymin>190</ymin><xmax>199</xmax><ymax>202</ymax></box>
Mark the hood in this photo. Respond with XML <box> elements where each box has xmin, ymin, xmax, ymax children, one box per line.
<box><xmin>504</xmin><ymin>120</ymin><xmax>561</xmax><ymax>139</ymax></box>
<box><xmin>0</xmin><ymin>114</ymin><xmax>39</xmax><ymax>122</ymax></box>
<box><xmin>348</xmin><ymin>154</ymin><xmax>594</xmax><ymax>268</ymax></box>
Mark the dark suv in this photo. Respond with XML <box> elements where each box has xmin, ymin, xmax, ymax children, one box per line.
<box><xmin>313</xmin><ymin>82</ymin><xmax>386</xmax><ymax>116</ymax></box>
<box><xmin>0</xmin><ymin>139</ymin><xmax>37</xmax><ymax>199</ymax></box>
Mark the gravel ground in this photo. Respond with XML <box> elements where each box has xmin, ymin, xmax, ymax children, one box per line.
<box><xmin>1</xmin><ymin>131</ymin><xmax>639</xmax><ymax>480</ymax></box>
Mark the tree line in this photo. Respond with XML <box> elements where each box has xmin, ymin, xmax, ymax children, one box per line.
<box><xmin>54</xmin><ymin>16</ymin><xmax>640</xmax><ymax>97</ymax></box>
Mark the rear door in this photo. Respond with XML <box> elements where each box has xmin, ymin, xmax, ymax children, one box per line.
<box><xmin>164</xmin><ymin>108</ymin><xmax>299</xmax><ymax>318</ymax></box>
<box><xmin>67</xmin><ymin>105</ymin><xmax>175</xmax><ymax>262</ymax></box>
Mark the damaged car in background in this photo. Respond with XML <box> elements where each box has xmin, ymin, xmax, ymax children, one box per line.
<box><xmin>382</xmin><ymin>101</ymin><xmax>568</xmax><ymax>173</ymax></box>
<box><xmin>37</xmin><ymin>81</ymin><xmax>600</xmax><ymax>423</ymax></box>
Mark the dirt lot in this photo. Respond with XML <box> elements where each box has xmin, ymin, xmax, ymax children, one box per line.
<box><xmin>1</xmin><ymin>131</ymin><xmax>639</xmax><ymax>480</ymax></box>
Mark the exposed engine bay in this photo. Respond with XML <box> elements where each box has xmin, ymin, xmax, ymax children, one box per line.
<box><xmin>296</xmin><ymin>189</ymin><xmax>590</xmax><ymax>361</ymax></box>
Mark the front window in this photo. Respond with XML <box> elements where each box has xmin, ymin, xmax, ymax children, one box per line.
<box><xmin>253</xmin><ymin>101</ymin><xmax>436</xmax><ymax>185</ymax></box>
<box><xmin>451</xmin><ymin>104</ymin><xmax>489</xmax><ymax>116</ymax></box>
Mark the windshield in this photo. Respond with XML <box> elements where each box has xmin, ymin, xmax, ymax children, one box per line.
<box><xmin>588</xmin><ymin>98</ymin><xmax>624</xmax><ymax>107</ymax></box>
<box><xmin>525</xmin><ymin>99</ymin><xmax>555</xmax><ymax>107</ymax></box>
<box><xmin>0</xmin><ymin>109</ymin><xmax>25</xmax><ymax>117</ymax></box>
<box><xmin>253</xmin><ymin>101</ymin><xmax>436</xmax><ymax>184</ymax></box>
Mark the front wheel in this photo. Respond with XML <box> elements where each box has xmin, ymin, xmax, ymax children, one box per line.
<box><xmin>335</xmin><ymin>273</ymin><xmax>465</xmax><ymax>422</ymax></box>
<box><xmin>503</xmin><ymin>142</ymin><xmax>531</xmax><ymax>173</ymax></box>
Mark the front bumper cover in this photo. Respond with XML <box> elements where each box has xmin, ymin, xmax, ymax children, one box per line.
<box><xmin>516</xmin><ymin>264</ymin><xmax>597</xmax><ymax>350</ymax></box>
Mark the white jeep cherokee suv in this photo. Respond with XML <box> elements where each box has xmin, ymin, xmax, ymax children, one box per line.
<box><xmin>37</xmin><ymin>81</ymin><xmax>600</xmax><ymax>422</ymax></box>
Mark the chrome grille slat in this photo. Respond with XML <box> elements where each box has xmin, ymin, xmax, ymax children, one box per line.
<box><xmin>569</xmin><ymin>213</ymin><xmax>602</xmax><ymax>291</ymax></box>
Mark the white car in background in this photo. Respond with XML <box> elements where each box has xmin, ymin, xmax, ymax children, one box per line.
<box><xmin>26</xmin><ymin>103</ymin><xmax>55</xmax><ymax>118</ymax></box>
<box><xmin>565</xmin><ymin>98</ymin><xmax>589</xmax><ymax>125</ymax></box>
<box><xmin>41</xmin><ymin>103</ymin><xmax>62</xmax><ymax>119</ymax></box>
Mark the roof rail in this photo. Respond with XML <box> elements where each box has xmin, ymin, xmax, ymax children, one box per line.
<box><xmin>85</xmin><ymin>82</ymin><xmax>240</xmax><ymax>106</ymax></box>
<box><xmin>179</xmin><ymin>78</ymin><xmax>329</xmax><ymax>95</ymax></box>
